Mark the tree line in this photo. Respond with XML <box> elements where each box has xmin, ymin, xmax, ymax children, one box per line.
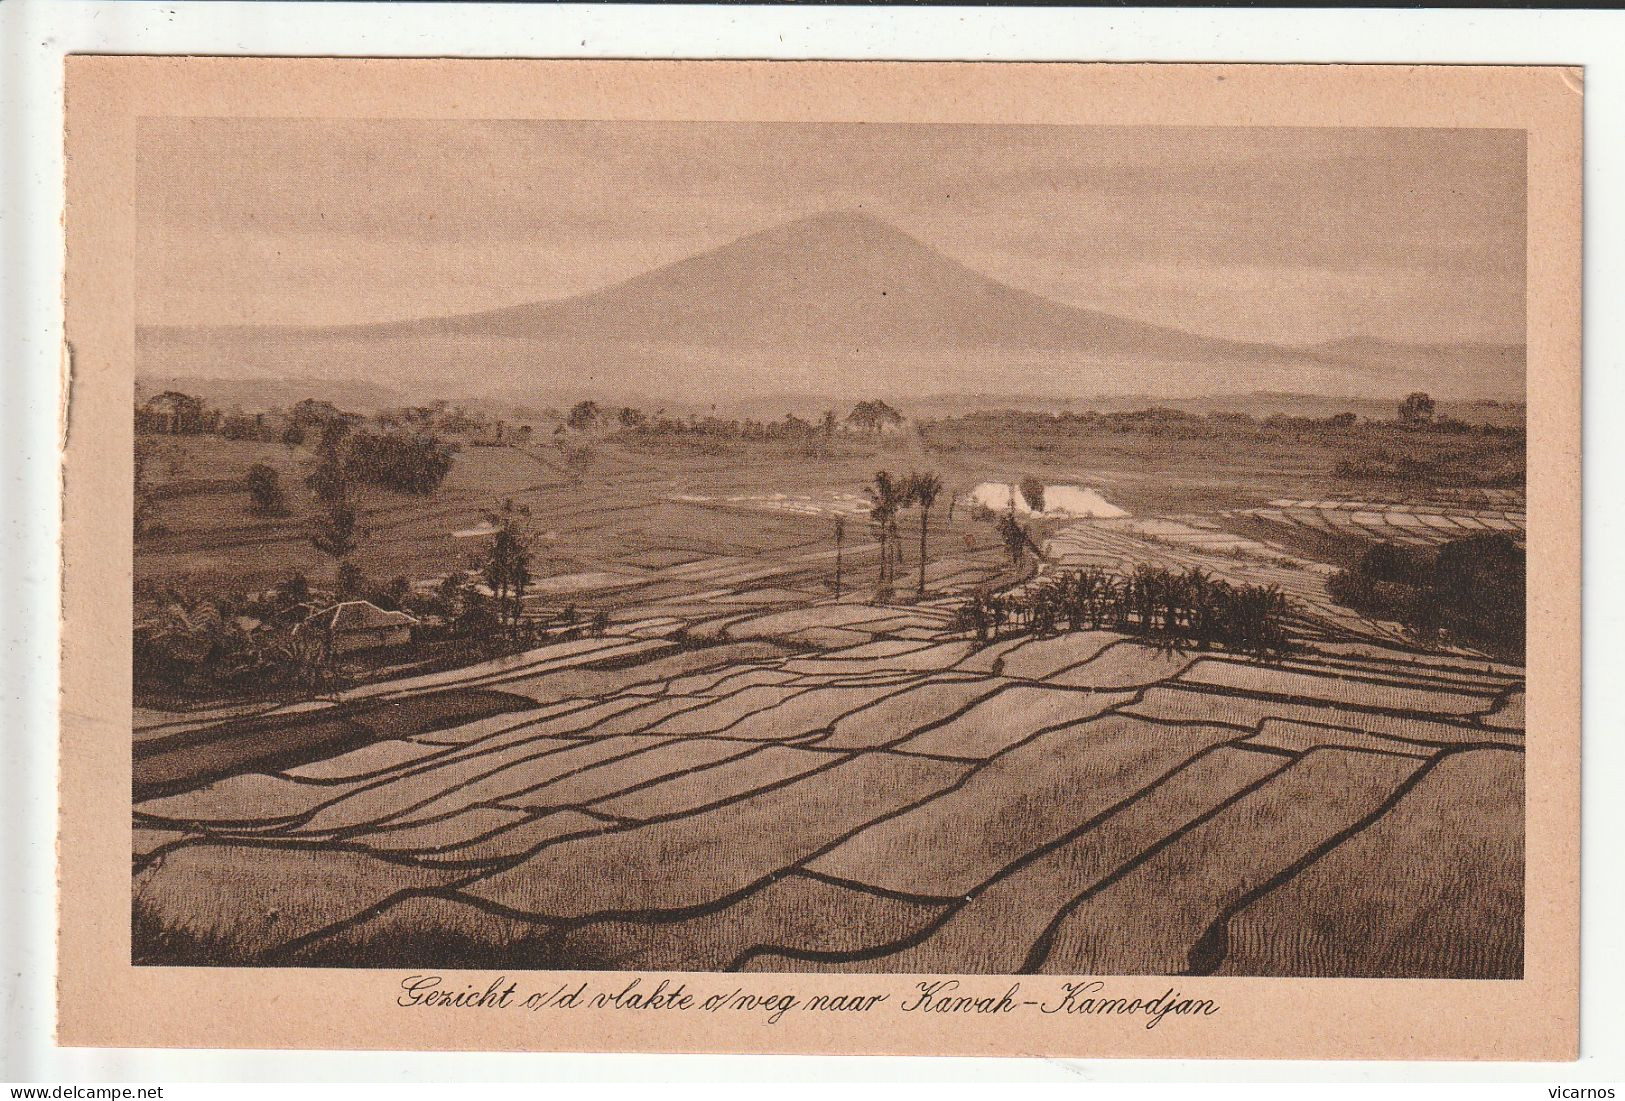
<box><xmin>952</xmin><ymin>564</ymin><xmax>1294</xmax><ymax>659</ymax></box>
<box><xmin>924</xmin><ymin>396</ymin><xmax>1522</xmax><ymax>446</ymax></box>
<box><xmin>563</xmin><ymin>398</ymin><xmax>905</xmax><ymax>443</ymax></box>
<box><xmin>1327</xmin><ymin>533</ymin><xmax>1524</xmax><ymax>659</ymax></box>
<box><xmin>859</xmin><ymin>469</ymin><xmax>944</xmax><ymax>597</ymax></box>
<box><xmin>134</xmin><ymin>494</ymin><xmax>605</xmax><ymax>699</ymax></box>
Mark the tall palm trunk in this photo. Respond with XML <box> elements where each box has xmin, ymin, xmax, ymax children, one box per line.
<box><xmin>917</xmin><ymin>505</ymin><xmax>931</xmax><ymax>596</ymax></box>
<box><xmin>834</xmin><ymin>517</ymin><xmax>845</xmax><ymax>597</ymax></box>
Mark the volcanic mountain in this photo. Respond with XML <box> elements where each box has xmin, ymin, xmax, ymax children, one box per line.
<box><xmin>137</xmin><ymin>211</ymin><xmax>1524</xmax><ymax>403</ymax></box>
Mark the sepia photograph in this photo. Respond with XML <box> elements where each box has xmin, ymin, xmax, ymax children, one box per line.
<box><xmin>125</xmin><ymin>116</ymin><xmax>1530</xmax><ymax>979</ymax></box>
<box><xmin>48</xmin><ymin>55</ymin><xmax>1584</xmax><ymax>1061</ymax></box>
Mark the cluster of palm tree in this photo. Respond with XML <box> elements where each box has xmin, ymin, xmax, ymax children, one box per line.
<box><xmin>863</xmin><ymin>470</ymin><xmax>945</xmax><ymax>596</ymax></box>
<box><xmin>953</xmin><ymin>564</ymin><xmax>1293</xmax><ymax>659</ymax></box>
<box><xmin>479</xmin><ymin>499</ymin><xmax>534</xmax><ymax>634</ymax></box>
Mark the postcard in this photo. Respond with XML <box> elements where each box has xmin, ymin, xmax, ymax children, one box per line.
<box><xmin>59</xmin><ymin>58</ymin><xmax>1580</xmax><ymax>1058</ymax></box>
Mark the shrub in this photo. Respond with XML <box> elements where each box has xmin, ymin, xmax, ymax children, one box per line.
<box><xmin>1326</xmin><ymin>535</ymin><xmax>1523</xmax><ymax>659</ymax></box>
<box><xmin>245</xmin><ymin>463</ymin><xmax>287</xmax><ymax>515</ymax></box>
<box><xmin>1018</xmin><ymin>476</ymin><xmax>1046</xmax><ymax>514</ymax></box>
<box><xmin>345</xmin><ymin>429</ymin><xmax>458</xmax><ymax>495</ymax></box>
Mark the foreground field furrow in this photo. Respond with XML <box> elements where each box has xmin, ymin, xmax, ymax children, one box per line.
<box><xmin>132</xmin><ymin>688</ymin><xmax>542</xmax><ymax>798</ymax></box>
<box><xmin>278</xmin><ymin>736</ymin><xmax>615</xmax><ymax>836</ymax></box>
<box><xmin>403</xmin><ymin>701</ymin><xmax>596</xmax><ymax>746</ymax></box>
<box><xmin>1283</xmin><ymin>654</ymin><xmax>1518</xmax><ymax>696</ymax></box>
<box><xmin>1032</xmin><ymin>748</ymin><xmax>1427</xmax><ymax>975</ymax></box>
<box><xmin>1310</xmin><ymin>641</ymin><xmax>1525</xmax><ymax>680</ymax></box>
<box><xmin>980</xmin><ymin>632</ymin><xmax>1123</xmax><ymax>681</ymax></box>
<box><xmin>491</xmin><ymin>641</ymin><xmax>788</xmax><ymax>704</ymax></box>
<box><xmin>547</xmin><ymin>873</ymin><xmax>947</xmax><ymax>972</ymax></box>
<box><xmin>137</xmin><ymin>772</ymin><xmax>341</xmax><ymax>829</ymax></box>
<box><xmin>779</xmin><ymin>639</ymin><xmax>970</xmax><ymax>676</ymax></box>
<box><xmin>286</xmin><ymin>894</ymin><xmax>560</xmax><ymax>968</ymax></box>
<box><xmin>1122</xmin><ymin>687</ymin><xmax>1520</xmax><ymax>748</ymax></box>
<box><xmin>495</xmin><ymin>737</ymin><xmax>755</xmax><ymax>812</ymax></box>
<box><xmin>807</xmin><ymin>717</ymin><xmax>1242</xmax><ymax>898</ymax></box>
<box><xmin>389</xmin><ymin>810</ymin><xmax>619</xmax><ymax>867</ymax></box>
<box><xmin>709</xmin><ymin>683</ymin><xmax>920</xmax><ymax>741</ymax></box>
<box><xmin>334</xmin><ymin>637</ymin><xmax>669</xmax><ymax>703</ymax></box>
<box><xmin>1173</xmin><ymin>658</ymin><xmax>1501</xmax><ymax>715</ymax></box>
<box><xmin>350</xmin><ymin>735</ymin><xmax>677</xmax><ymax>833</ymax></box>
<box><xmin>1243</xmin><ymin>720</ymin><xmax>1436</xmax><ymax>760</ymax></box>
<box><xmin>586</xmin><ymin>745</ymin><xmax>842</xmax><ymax>821</ymax></box>
<box><xmin>1213</xmin><ymin>749</ymin><xmax>1523</xmax><ymax>978</ymax></box>
<box><xmin>133</xmin><ymin>844</ymin><xmax>463</xmax><ymax>964</ymax></box>
<box><xmin>663</xmin><ymin>666</ymin><xmax>801</xmax><ymax>697</ymax></box>
<box><xmin>894</xmin><ymin>685</ymin><xmax>1134</xmax><ymax>760</ymax></box>
<box><xmin>641</xmin><ymin>684</ymin><xmax>819</xmax><ymax>736</ymax></box>
<box><xmin>1043</xmin><ymin>642</ymin><xmax>1197</xmax><ymax>690</ymax></box>
<box><xmin>522</xmin><ymin>695</ymin><xmax>713</xmax><ymax>740</ymax></box>
<box><xmin>721</xmin><ymin>605</ymin><xmax>899</xmax><ymax>640</ymax></box>
<box><xmin>460</xmin><ymin>753</ymin><xmax>970</xmax><ymax>919</ymax></box>
<box><xmin>278</xmin><ymin>738</ymin><xmax>451</xmax><ymax>783</ymax></box>
<box><xmin>356</xmin><ymin>806</ymin><xmax>530</xmax><ymax>852</ymax></box>
<box><xmin>816</xmin><ymin>676</ymin><xmax>1009</xmax><ymax>750</ymax></box>
<box><xmin>742</xmin><ymin>746</ymin><xmax>1288</xmax><ymax>974</ymax></box>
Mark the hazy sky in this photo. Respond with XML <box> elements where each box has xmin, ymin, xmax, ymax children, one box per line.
<box><xmin>136</xmin><ymin>119</ymin><xmax>1525</xmax><ymax>346</ymax></box>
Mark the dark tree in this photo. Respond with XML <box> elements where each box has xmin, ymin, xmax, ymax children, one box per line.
<box><xmin>847</xmin><ymin>399</ymin><xmax>905</xmax><ymax>434</ymax></box>
<box><xmin>335</xmin><ymin>561</ymin><xmax>366</xmax><ymax>600</ymax></box>
<box><xmin>1327</xmin><ymin>534</ymin><xmax>1524</xmax><ymax>659</ymax></box>
<box><xmin>567</xmin><ymin>400</ymin><xmax>604</xmax><ymax>431</ymax></box>
<box><xmin>864</xmin><ymin>471</ymin><xmax>906</xmax><ymax>587</ymax></box>
<box><xmin>832</xmin><ymin>515</ymin><xmax>846</xmax><ymax>598</ymax></box>
<box><xmin>245</xmin><ymin>463</ymin><xmax>286</xmax><ymax>515</ymax></box>
<box><xmin>345</xmin><ymin>430</ymin><xmax>457</xmax><ymax>494</ymax></box>
<box><xmin>997</xmin><ymin>511</ymin><xmax>1030</xmax><ymax>565</ymax></box>
<box><xmin>1018</xmin><ymin>476</ymin><xmax>1046</xmax><ymax>514</ymax></box>
<box><xmin>290</xmin><ymin>398</ymin><xmax>351</xmax><ymax>431</ymax></box>
<box><xmin>481</xmin><ymin>499</ymin><xmax>533</xmax><ymax>633</ymax></box>
<box><xmin>306</xmin><ymin>453</ymin><xmax>350</xmax><ymax>506</ymax></box>
<box><xmin>310</xmin><ymin>502</ymin><xmax>363</xmax><ymax>586</ymax></box>
<box><xmin>1399</xmin><ymin>391</ymin><xmax>1437</xmax><ymax>425</ymax></box>
<box><xmin>906</xmin><ymin>471</ymin><xmax>943</xmax><ymax>596</ymax></box>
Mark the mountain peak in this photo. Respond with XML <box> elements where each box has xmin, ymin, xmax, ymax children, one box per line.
<box><xmin>780</xmin><ymin>208</ymin><xmax>897</xmax><ymax>231</ymax></box>
<box><xmin>136</xmin><ymin>210</ymin><xmax>1524</xmax><ymax>403</ymax></box>
<box><xmin>708</xmin><ymin>208</ymin><xmax>948</xmax><ymax>268</ymax></box>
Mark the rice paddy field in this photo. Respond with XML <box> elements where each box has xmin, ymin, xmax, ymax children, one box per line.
<box><xmin>132</xmin><ymin>427</ymin><xmax>1526</xmax><ymax>976</ymax></box>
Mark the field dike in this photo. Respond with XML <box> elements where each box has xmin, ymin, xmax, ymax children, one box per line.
<box><xmin>130</xmin><ymin>611</ymin><xmax>1526</xmax><ymax>975</ymax></box>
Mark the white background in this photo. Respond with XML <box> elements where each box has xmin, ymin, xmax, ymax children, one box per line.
<box><xmin>2</xmin><ymin>1</ymin><xmax>1622</xmax><ymax>1087</ymax></box>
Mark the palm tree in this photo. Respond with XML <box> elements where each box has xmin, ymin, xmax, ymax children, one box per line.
<box><xmin>1183</xmin><ymin>567</ymin><xmax>1224</xmax><ymax>650</ymax></box>
<box><xmin>905</xmin><ymin>471</ymin><xmax>943</xmax><ymax>597</ymax></box>
<box><xmin>865</xmin><ymin>471</ymin><xmax>904</xmax><ymax>588</ymax></box>
<box><xmin>481</xmin><ymin>499</ymin><xmax>533</xmax><ymax>635</ymax></box>
<box><xmin>996</xmin><ymin>510</ymin><xmax>1031</xmax><ymax>566</ymax></box>
<box><xmin>1128</xmin><ymin>565</ymin><xmax>1162</xmax><ymax>635</ymax></box>
<box><xmin>833</xmin><ymin>515</ymin><xmax>846</xmax><ymax>597</ymax></box>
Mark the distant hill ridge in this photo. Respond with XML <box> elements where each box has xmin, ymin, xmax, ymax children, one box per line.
<box><xmin>138</xmin><ymin>210</ymin><xmax>1525</xmax><ymax>402</ymax></box>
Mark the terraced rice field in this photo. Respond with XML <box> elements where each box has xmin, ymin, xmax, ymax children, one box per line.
<box><xmin>133</xmin><ymin>591</ymin><xmax>1525</xmax><ymax>977</ymax></box>
<box><xmin>1233</xmin><ymin>495</ymin><xmax>1526</xmax><ymax>549</ymax></box>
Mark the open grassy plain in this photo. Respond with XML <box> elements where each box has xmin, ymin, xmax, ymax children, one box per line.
<box><xmin>132</xmin><ymin>417</ymin><xmax>1526</xmax><ymax>976</ymax></box>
